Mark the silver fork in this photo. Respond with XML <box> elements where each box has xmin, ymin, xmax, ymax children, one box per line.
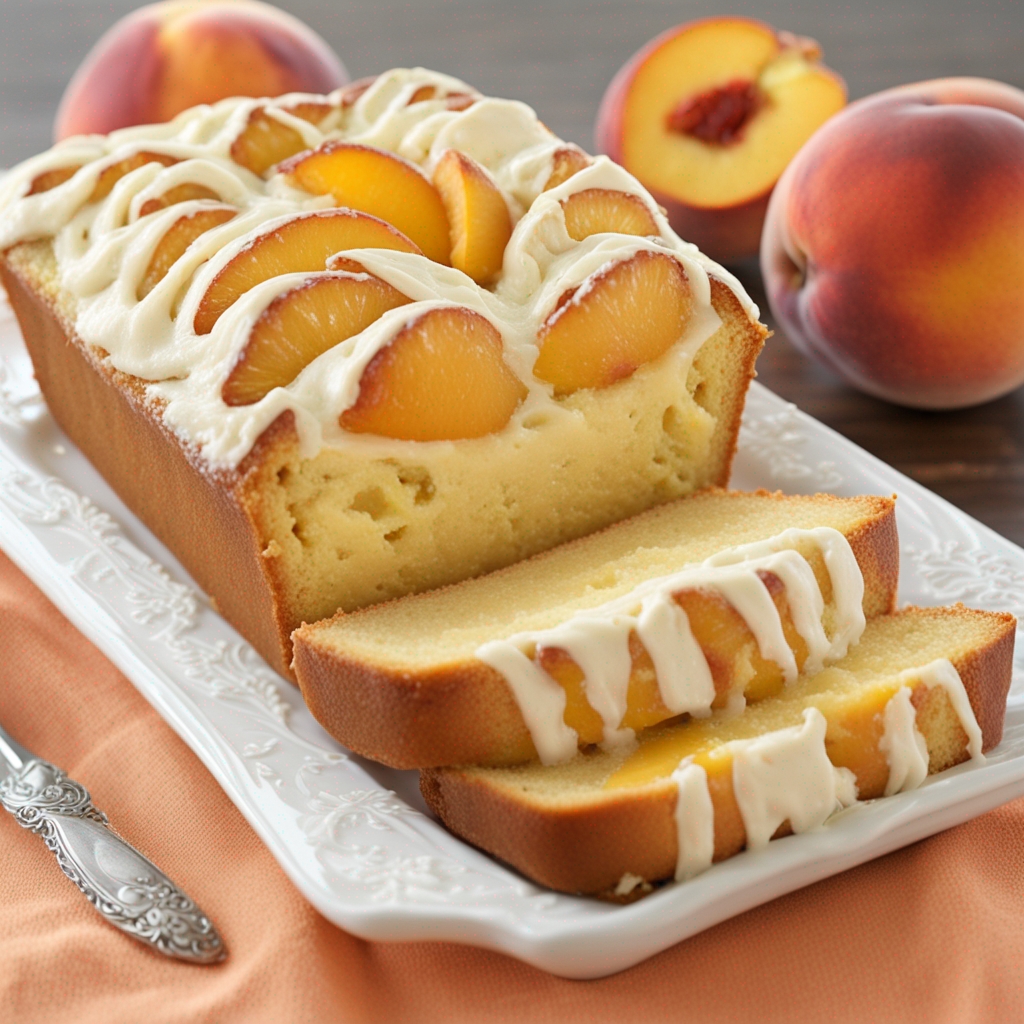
<box><xmin>0</xmin><ymin>721</ymin><xmax>226</xmax><ymax>964</ymax></box>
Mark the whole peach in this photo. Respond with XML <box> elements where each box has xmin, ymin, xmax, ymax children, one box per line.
<box><xmin>54</xmin><ymin>0</ymin><xmax>347</xmax><ymax>140</ymax></box>
<box><xmin>761</xmin><ymin>78</ymin><xmax>1024</xmax><ymax>409</ymax></box>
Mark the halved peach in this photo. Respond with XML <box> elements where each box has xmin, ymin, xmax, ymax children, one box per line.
<box><xmin>561</xmin><ymin>188</ymin><xmax>659</xmax><ymax>241</ymax></box>
<box><xmin>90</xmin><ymin>151</ymin><xmax>179</xmax><ymax>203</ymax></box>
<box><xmin>433</xmin><ymin>150</ymin><xmax>512</xmax><ymax>285</ymax></box>
<box><xmin>280</xmin><ymin>142</ymin><xmax>451</xmax><ymax>264</ymax></box>
<box><xmin>542</xmin><ymin>146</ymin><xmax>590</xmax><ymax>191</ymax></box>
<box><xmin>138</xmin><ymin>183</ymin><xmax>221</xmax><ymax>217</ymax></box>
<box><xmin>595</xmin><ymin>17</ymin><xmax>847</xmax><ymax>261</ymax></box>
<box><xmin>27</xmin><ymin>165</ymin><xmax>82</xmax><ymax>196</ymax></box>
<box><xmin>194</xmin><ymin>209</ymin><xmax>422</xmax><ymax>335</ymax></box>
<box><xmin>137</xmin><ymin>206</ymin><xmax>236</xmax><ymax>300</ymax></box>
<box><xmin>534</xmin><ymin>250</ymin><xmax>693</xmax><ymax>395</ymax></box>
<box><xmin>340</xmin><ymin>306</ymin><xmax>527</xmax><ymax>441</ymax></box>
<box><xmin>222</xmin><ymin>272</ymin><xmax>412</xmax><ymax>406</ymax></box>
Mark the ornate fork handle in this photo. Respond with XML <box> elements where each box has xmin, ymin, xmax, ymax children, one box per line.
<box><xmin>0</xmin><ymin>757</ymin><xmax>226</xmax><ymax>964</ymax></box>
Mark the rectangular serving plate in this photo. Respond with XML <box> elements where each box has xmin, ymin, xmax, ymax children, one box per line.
<box><xmin>2</xmin><ymin>299</ymin><xmax>1023</xmax><ymax>979</ymax></box>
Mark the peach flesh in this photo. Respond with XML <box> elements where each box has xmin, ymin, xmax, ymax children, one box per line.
<box><xmin>54</xmin><ymin>0</ymin><xmax>347</xmax><ymax>140</ymax></box>
<box><xmin>761</xmin><ymin>78</ymin><xmax>1024</xmax><ymax>409</ymax></box>
<box><xmin>595</xmin><ymin>16</ymin><xmax>846</xmax><ymax>262</ymax></box>
<box><xmin>340</xmin><ymin>306</ymin><xmax>527</xmax><ymax>442</ymax></box>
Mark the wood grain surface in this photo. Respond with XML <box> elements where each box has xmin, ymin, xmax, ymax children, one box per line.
<box><xmin>1</xmin><ymin>0</ymin><xmax>1022</xmax><ymax>543</ymax></box>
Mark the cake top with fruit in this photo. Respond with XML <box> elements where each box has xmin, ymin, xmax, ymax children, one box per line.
<box><xmin>0</xmin><ymin>67</ymin><xmax>757</xmax><ymax>467</ymax></box>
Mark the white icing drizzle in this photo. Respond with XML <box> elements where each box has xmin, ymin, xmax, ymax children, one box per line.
<box><xmin>671</xmin><ymin>759</ymin><xmax>715</xmax><ymax>880</ymax></box>
<box><xmin>880</xmin><ymin>657</ymin><xmax>985</xmax><ymax>796</ymax></box>
<box><xmin>480</xmin><ymin>527</ymin><xmax>864</xmax><ymax>763</ymax></box>
<box><xmin>729</xmin><ymin>707</ymin><xmax>859</xmax><ymax>850</ymax></box>
<box><xmin>0</xmin><ymin>67</ymin><xmax>758</xmax><ymax>470</ymax></box>
<box><xmin>474</xmin><ymin>641</ymin><xmax>577</xmax><ymax>765</ymax></box>
<box><xmin>880</xmin><ymin>686</ymin><xmax>930</xmax><ymax>796</ymax></box>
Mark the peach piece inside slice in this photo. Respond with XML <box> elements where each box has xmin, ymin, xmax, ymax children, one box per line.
<box><xmin>280</xmin><ymin>142</ymin><xmax>451</xmax><ymax>264</ymax></box>
<box><xmin>89</xmin><ymin>152</ymin><xmax>179</xmax><ymax>203</ymax></box>
<box><xmin>433</xmin><ymin>150</ymin><xmax>512</xmax><ymax>285</ymax></box>
<box><xmin>561</xmin><ymin>188</ymin><xmax>659</xmax><ymax>241</ymax></box>
<box><xmin>340</xmin><ymin>306</ymin><xmax>528</xmax><ymax>442</ymax></box>
<box><xmin>193</xmin><ymin>209</ymin><xmax>421</xmax><ymax>335</ymax></box>
<box><xmin>533</xmin><ymin>250</ymin><xmax>694</xmax><ymax>395</ymax></box>
<box><xmin>138</xmin><ymin>183</ymin><xmax>220</xmax><ymax>217</ymax></box>
<box><xmin>538</xmin><ymin>570</ymin><xmax>811</xmax><ymax>744</ymax></box>
<box><xmin>222</xmin><ymin>272</ymin><xmax>412</xmax><ymax>406</ymax></box>
<box><xmin>542</xmin><ymin>146</ymin><xmax>591</xmax><ymax>191</ymax></box>
<box><xmin>622</xmin><ymin>20</ymin><xmax>845</xmax><ymax>209</ymax></box>
<box><xmin>136</xmin><ymin>206</ymin><xmax>236</xmax><ymax>300</ymax></box>
<box><xmin>27</xmin><ymin>165</ymin><xmax>82</xmax><ymax>196</ymax></box>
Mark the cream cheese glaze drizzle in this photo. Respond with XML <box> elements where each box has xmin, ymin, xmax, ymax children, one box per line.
<box><xmin>0</xmin><ymin>67</ymin><xmax>757</xmax><ymax>469</ymax></box>
<box><xmin>668</xmin><ymin>658</ymin><xmax>985</xmax><ymax>883</ymax></box>
<box><xmin>476</xmin><ymin>526</ymin><xmax>865</xmax><ymax>764</ymax></box>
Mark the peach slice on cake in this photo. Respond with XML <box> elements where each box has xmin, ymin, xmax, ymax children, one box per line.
<box><xmin>560</xmin><ymin>188</ymin><xmax>659</xmax><ymax>241</ymax></box>
<box><xmin>193</xmin><ymin>209</ymin><xmax>421</xmax><ymax>334</ymax></box>
<box><xmin>136</xmin><ymin>206</ymin><xmax>236</xmax><ymax>300</ymax></box>
<box><xmin>536</xmin><ymin>569</ymin><xmax>810</xmax><ymax>743</ymax></box>
<box><xmin>433</xmin><ymin>150</ymin><xmax>512</xmax><ymax>285</ymax></box>
<box><xmin>89</xmin><ymin>151</ymin><xmax>179</xmax><ymax>203</ymax></box>
<box><xmin>534</xmin><ymin>250</ymin><xmax>693</xmax><ymax>395</ymax></box>
<box><xmin>229</xmin><ymin>102</ymin><xmax>332</xmax><ymax>177</ymax></box>
<box><xmin>340</xmin><ymin>306</ymin><xmax>527</xmax><ymax>442</ymax></box>
<box><xmin>280</xmin><ymin>142</ymin><xmax>451</xmax><ymax>264</ymax></box>
<box><xmin>595</xmin><ymin>17</ymin><xmax>846</xmax><ymax>261</ymax></box>
<box><xmin>542</xmin><ymin>145</ymin><xmax>591</xmax><ymax>192</ymax></box>
<box><xmin>138</xmin><ymin>183</ymin><xmax>221</xmax><ymax>217</ymax></box>
<box><xmin>221</xmin><ymin>272</ymin><xmax>412</xmax><ymax>406</ymax></box>
<box><xmin>27</xmin><ymin>165</ymin><xmax>83</xmax><ymax>196</ymax></box>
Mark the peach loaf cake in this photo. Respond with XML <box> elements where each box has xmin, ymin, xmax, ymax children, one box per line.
<box><xmin>0</xmin><ymin>67</ymin><xmax>767</xmax><ymax>678</ymax></box>
<box><xmin>293</xmin><ymin>490</ymin><xmax>899</xmax><ymax>768</ymax></box>
<box><xmin>422</xmin><ymin>606</ymin><xmax>1016</xmax><ymax>898</ymax></box>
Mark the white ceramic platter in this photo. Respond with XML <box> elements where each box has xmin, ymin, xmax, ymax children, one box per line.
<box><xmin>2</xmin><ymin>299</ymin><xmax>1023</xmax><ymax>979</ymax></box>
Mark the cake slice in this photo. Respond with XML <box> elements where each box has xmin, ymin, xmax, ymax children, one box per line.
<box><xmin>292</xmin><ymin>490</ymin><xmax>899</xmax><ymax>768</ymax></box>
<box><xmin>421</xmin><ymin>606</ymin><xmax>1015</xmax><ymax>898</ymax></box>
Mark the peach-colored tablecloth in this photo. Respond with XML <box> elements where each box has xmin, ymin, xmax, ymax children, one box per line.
<box><xmin>2</xmin><ymin>547</ymin><xmax>1023</xmax><ymax>1024</ymax></box>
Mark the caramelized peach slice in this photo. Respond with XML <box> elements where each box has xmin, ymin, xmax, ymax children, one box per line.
<box><xmin>139</xmin><ymin>183</ymin><xmax>220</xmax><ymax>217</ymax></box>
<box><xmin>281</xmin><ymin>142</ymin><xmax>451</xmax><ymax>264</ymax></box>
<box><xmin>433</xmin><ymin>150</ymin><xmax>512</xmax><ymax>285</ymax></box>
<box><xmin>194</xmin><ymin>209</ymin><xmax>421</xmax><ymax>335</ymax></box>
<box><xmin>27</xmin><ymin>165</ymin><xmax>82</xmax><ymax>196</ymax></box>
<box><xmin>340</xmin><ymin>306</ymin><xmax>527</xmax><ymax>441</ymax></box>
<box><xmin>534</xmin><ymin>250</ymin><xmax>694</xmax><ymax>395</ymax></box>
<box><xmin>90</xmin><ymin>152</ymin><xmax>178</xmax><ymax>203</ymax></box>
<box><xmin>231</xmin><ymin>108</ymin><xmax>309</xmax><ymax>176</ymax></box>
<box><xmin>542</xmin><ymin>146</ymin><xmax>590</xmax><ymax>191</ymax></box>
<box><xmin>408</xmin><ymin>85</ymin><xmax>475</xmax><ymax>110</ymax></box>
<box><xmin>561</xmin><ymin>188</ymin><xmax>659</xmax><ymax>241</ymax></box>
<box><xmin>339</xmin><ymin>77</ymin><xmax>376</xmax><ymax>107</ymax></box>
<box><xmin>230</xmin><ymin>101</ymin><xmax>331</xmax><ymax>178</ymax></box>
<box><xmin>137</xmin><ymin>206</ymin><xmax>236</xmax><ymax>300</ymax></box>
<box><xmin>538</xmin><ymin>570</ymin><xmax>812</xmax><ymax>745</ymax></box>
<box><xmin>222</xmin><ymin>272</ymin><xmax>412</xmax><ymax>406</ymax></box>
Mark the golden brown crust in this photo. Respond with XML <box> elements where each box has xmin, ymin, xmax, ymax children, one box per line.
<box><xmin>0</xmin><ymin>248</ymin><xmax>297</xmax><ymax>677</ymax></box>
<box><xmin>421</xmin><ymin>607</ymin><xmax>1016</xmax><ymax>897</ymax></box>
<box><xmin>294</xmin><ymin>492</ymin><xmax>900</xmax><ymax>768</ymax></box>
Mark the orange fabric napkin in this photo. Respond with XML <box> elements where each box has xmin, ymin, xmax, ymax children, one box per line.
<box><xmin>1</xmin><ymin>546</ymin><xmax>1023</xmax><ymax>1024</ymax></box>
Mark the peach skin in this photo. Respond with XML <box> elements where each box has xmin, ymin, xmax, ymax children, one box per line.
<box><xmin>761</xmin><ymin>78</ymin><xmax>1024</xmax><ymax>410</ymax></box>
<box><xmin>54</xmin><ymin>0</ymin><xmax>347</xmax><ymax>140</ymax></box>
<box><xmin>595</xmin><ymin>17</ymin><xmax>845</xmax><ymax>263</ymax></box>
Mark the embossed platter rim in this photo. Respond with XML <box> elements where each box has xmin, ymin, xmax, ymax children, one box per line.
<box><xmin>1</xmin><ymin>300</ymin><xmax>1023</xmax><ymax>979</ymax></box>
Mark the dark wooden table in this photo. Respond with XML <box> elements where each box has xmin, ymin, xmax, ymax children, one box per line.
<box><xmin>2</xmin><ymin>0</ymin><xmax>1022</xmax><ymax>543</ymax></box>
